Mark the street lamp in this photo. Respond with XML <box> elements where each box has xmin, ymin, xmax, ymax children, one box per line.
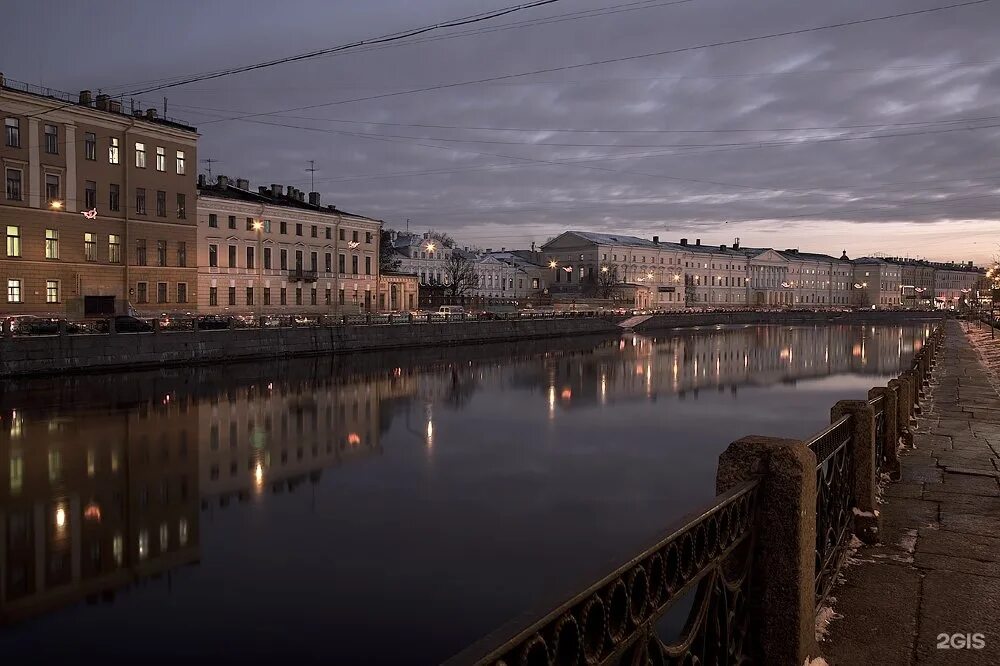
<box><xmin>49</xmin><ymin>200</ymin><xmax>63</xmax><ymax>210</ymax></box>
<box><xmin>252</xmin><ymin>220</ymin><xmax>263</xmax><ymax>320</ymax></box>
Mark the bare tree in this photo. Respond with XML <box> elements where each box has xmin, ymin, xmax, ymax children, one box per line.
<box><xmin>427</xmin><ymin>229</ymin><xmax>456</xmax><ymax>248</ymax></box>
<box><xmin>445</xmin><ymin>253</ymin><xmax>479</xmax><ymax>299</ymax></box>
<box><xmin>379</xmin><ymin>229</ymin><xmax>402</xmax><ymax>273</ymax></box>
<box><xmin>595</xmin><ymin>264</ymin><xmax>623</xmax><ymax>300</ymax></box>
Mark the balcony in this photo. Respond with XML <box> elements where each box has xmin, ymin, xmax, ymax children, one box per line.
<box><xmin>288</xmin><ymin>268</ymin><xmax>318</xmax><ymax>283</ymax></box>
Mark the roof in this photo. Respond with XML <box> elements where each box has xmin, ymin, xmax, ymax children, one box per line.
<box><xmin>199</xmin><ymin>182</ymin><xmax>380</xmax><ymax>223</ymax></box>
<box><xmin>776</xmin><ymin>249</ymin><xmax>843</xmax><ymax>262</ymax></box>
<box><xmin>562</xmin><ymin>230</ymin><xmax>660</xmax><ymax>248</ymax></box>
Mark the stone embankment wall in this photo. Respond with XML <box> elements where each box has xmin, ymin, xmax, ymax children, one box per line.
<box><xmin>632</xmin><ymin>309</ymin><xmax>945</xmax><ymax>332</ymax></box>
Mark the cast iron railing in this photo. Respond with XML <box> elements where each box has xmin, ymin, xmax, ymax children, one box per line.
<box><xmin>446</xmin><ymin>479</ymin><xmax>761</xmax><ymax>666</ymax></box>
<box><xmin>869</xmin><ymin>394</ymin><xmax>888</xmax><ymax>476</ymax></box>
<box><xmin>807</xmin><ymin>415</ymin><xmax>855</xmax><ymax>610</ymax></box>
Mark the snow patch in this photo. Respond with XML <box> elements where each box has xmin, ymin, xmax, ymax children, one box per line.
<box><xmin>852</xmin><ymin>507</ymin><xmax>880</xmax><ymax>518</ymax></box>
<box><xmin>815</xmin><ymin>604</ymin><xmax>842</xmax><ymax>643</ymax></box>
<box><xmin>804</xmin><ymin>658</ymin><xmax>830</xmax><ymax>666</ymax></box>
<box><xmin>899</xmin><ymin>528</ymin><xmax>917</xmax><ymax>553</ymax></box>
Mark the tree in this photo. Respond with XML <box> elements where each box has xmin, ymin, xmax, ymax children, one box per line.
<box><xmin>444</xmin><ymin>253</ymin><xmax>479</xmax><ymax>299</ymax></box>
<box><xmin>379</xmin><ymin>229</ymin><xmax>401</xmax><ymax>273</ymax></box>
<box><xmin>427</xmin><ymin>229</ymin><xmax>456</xmax><ymax>248</ymax></box>
<box><xmin>596</xmin><ymin>264</ymin><xmax>623</xmax><ymax>300</ymax></box>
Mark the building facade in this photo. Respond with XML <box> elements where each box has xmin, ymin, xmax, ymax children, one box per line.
<box><xmin>197</xmin><ymin>178</ymin><xmax>381</xmax><ymax>314</ymax></box>
<box><xmin>1</xmin><ymin>76</ymin><xmax>199</xmax><ymax>316</ymax></box>
<box><xmin>852</xmin><ymin>259</ymin><xmax>901</xmax><ymax>308</ymax></box>
<box><xmin>377</xmin><ymin>272</ymin><xmax>419</xmax><ymax>312</ymax></box>
<box><xmin>390</xmin><ymin>231</ymin><xmax>454</xmax><ymax>287</ymax></box>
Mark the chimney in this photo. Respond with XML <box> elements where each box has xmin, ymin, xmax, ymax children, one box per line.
<box><xmin>308</xmin><ymin>191</ymin><xmax>320</xmax><ymax>206</ymax></box>
<box><xmin>695</xmin><ymin>239</ymin><xmax>701</xmax><ymax>246</ymax></box>
<box><xmin>79</xmin><ymin>90</ymin><xmax>92</xmax><ymax>106</ymax></box>
<box><xmin>733</xmin><ymin>237</ymin><xmax>740</xmax><ymax>250</ymax></box>
<box><xmin>501</xmin><ymin>247</ymin><xmax>506</xmax><ymax>252</ymax></box>
<box><xmin>258</xmin><ymin>186</ymin><xmax>269</xmax><ymax>195</ymax></box>
<box><xmin>652</xmin><ymin>235</ymin><xmax>659</xmax><ymax>244</ymax></box>
<box><xmin>197</xmin><ymin>174</ymin><xmax>206</xmax><ymax>187</ymax></box>
<box><xmin>217</xmin><ymin>175</ymin><xmax>228</xmax><ymax>189</ymax></box>
<box><xmin>327</xmin><ymin>205</ymin><xmax>336</xmax><ymax>211</ymax></box>
<box><xmin>720</xmin><ymin>244</ymin><xmax>726</xmax><ymax>251</ymax></box>
<box><xmin>680</xmin><ymin>238</ymin><xmax>688</xmax><ymax>246</ymax></box>
<box><xmin>270</xmin><ymin>184</ymin><xmax>282</xmax><ymax>198</ymax></box>
<box><xmin>108</xmin><ymin>99</ymin><xmax>122</xmax><ymax>113</ymax></box>
<box><xmin>531</xmin><ymin>241</ymin><xmax>536</xmax><ymax>252</ymax></box>
<box><xmin>423</xmin><ymin>233</ymin><xmax>429</xmax><ymax>239</ymax></box>
<box><xmin>297</xmin><ymin>191</ymin><xmax>305</xmax><ymax>202</ymax></box>
<box><xmin>235</xmin><ymin>178</ymin><xmax>249</xmax><ymax>190</ymax></box>
<box><xmin>95</xmin><ymin>94</ymin><xmax>109</xmax><ymax>111</ymax></box>
<box><xmin>145</xmin><ymin>108</ymin><xmax>157</xmax><ymax>119</ymax></box>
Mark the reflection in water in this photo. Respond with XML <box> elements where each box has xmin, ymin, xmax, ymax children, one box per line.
<box><xmin>0</xmin><ymin>324</ymin><xmax>928</xmax><ymax>662</ymax></box>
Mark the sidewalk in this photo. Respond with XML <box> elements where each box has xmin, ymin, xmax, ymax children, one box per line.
<box><xmin>824</xmin><ymin>319</ymin><xmax>1000</xmax><ymax>665</ymax></box>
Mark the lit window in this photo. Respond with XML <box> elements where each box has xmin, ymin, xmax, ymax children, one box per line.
<box><xmin>84</xmin><ymin>132</ymin><xmax>96</xmax><ymax>160</ymax></box>
<box><xmin>45</xmin><ymin>173</ymin><xmax>60</xmax><ymax>204</ymax></box>
<box><xmin>7</xmin><ymin>278</ymin><xmax>22</xmax><ymax>303</ymax></box>
<box><xmin>44</xmin><ymin>124</ymin><xmax>58</xmax><ymax>154</ymax></box>
<box><xmin>135</xmin><ymin>142</ymin><xmax>146</xmax><ymax>168</ymax></box>
<box><xmin>4</xmin><ymin>117</ymin><xmax>20</xmax><ymax>147</ymax></box>
<box><xmin>109</xmin><ymin>137</ymin><xmax>120</xmax><ymax>164</ymax></box>
<box><xmin>176</xmin><ymin>150</ymin><xmax>185</xmax><ymax>174</ymax></box>
<box><xmin>6</xmin><ymin>225</ymin><xmax>21</xmax><ymax>257</ymax></box>
<box><xmin>46</xmin><ymin>280</ymin><xmax>59</xmax><ymax>303</ymax></box>
<box><xmin>45</xmin><ymin>229</ymin><xmax>59</xmax><ymax>259</ymax></box>
<box><xmin>155</xmin><ymin>146</ymin><xmax>165</xmax><ymax>171</ymax></box>
<box><xmin>85</xmin><ymin>232</ymin><xmax>97</xmax><ymax>261</ymax></box>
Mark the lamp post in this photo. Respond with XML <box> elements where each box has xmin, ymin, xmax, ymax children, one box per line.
<box><xmin>252</xmin><ymin>220</ymin><xmax>263</xmax><ymax>320</ymax></box>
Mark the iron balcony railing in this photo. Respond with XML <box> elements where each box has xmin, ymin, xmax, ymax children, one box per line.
<box><xmin>288</xmin><ymin>268</ymin><xmax>319</xmax><ymax>282</ymax></box>
<box><xmin>445</xmin><ymin>479</ymin><xmax>761</xmax><ymax>666</ymax></box>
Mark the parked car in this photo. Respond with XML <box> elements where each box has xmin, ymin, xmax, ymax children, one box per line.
<box><xmin>93</xmin><ymin>315</ymin><xmax>153</xmax><ymax>333</ymax></box>
<box><xmin>435</xmin><ymin>305</ymin><xmax>466</xmax><ymax>320</ymax></box>
<box><xmin>4</xmin><ymin>316</ymin><xmax>84</xmax><ymax>334</ymax></box>
<box><xmin>197</xmin><ymin>315</ymin><xmax>231</xmax><ymax>330</ymax></box>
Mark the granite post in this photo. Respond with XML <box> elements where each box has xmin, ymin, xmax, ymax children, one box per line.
<box><xmin>831</xmin><ymin>400</ymin><xmax>880</xmax><ymax>543</ymax></box>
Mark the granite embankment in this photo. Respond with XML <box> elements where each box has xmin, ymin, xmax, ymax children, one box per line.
<box><xmin>0</xmin><ymin>310</ymin><xmax>947</xmax><ymax>377</ymax></box>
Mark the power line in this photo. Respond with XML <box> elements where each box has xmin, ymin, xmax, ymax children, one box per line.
<box><xmin>118</xmin><ymin>0</ymin><xmax>565</xmax><ymax>97</ymax></box>
<box><xmin>199</xmin><ymin>0</ymin><xmax>996</xmax><ymax>124</ymax></box>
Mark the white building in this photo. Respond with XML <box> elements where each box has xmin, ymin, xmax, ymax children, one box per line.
<box><xmin>470</xmin><ymin>252</ymin><xmax>548</xmax><ymax>304</ymax></box>
<box><xmin>390</xmin><ymin>231</ymin><xmax>453</xmax><ymax>287</ymax></box>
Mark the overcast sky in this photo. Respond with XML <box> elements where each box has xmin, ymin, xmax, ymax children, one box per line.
<box><xmin>5</xmin><ymin>0</ymin><xmax>1000</xmax><ymax>263</ymax></box>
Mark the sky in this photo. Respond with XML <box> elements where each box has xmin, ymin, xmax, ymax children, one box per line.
<box><xmin>4</xmin><ymin>0</ymin><xmax>1000</xmax><ymax>264</ymax></box>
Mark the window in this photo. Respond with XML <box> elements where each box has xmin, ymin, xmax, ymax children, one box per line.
<box><xmin>295</xmin><ymin>223</ymin><xmax>302</xmax><ymax>236</ymax></box>
<box><xmin>352</xmin><ymin>230</ymin><xmax>358</xmax><ymax>242</ymax></box>
<box><xmin>339</xmin><ymin>254</ymin><xmax>346</xmax><ymax>273</ymax></box>
<box><xmin>44</xmin><ymin>124</ymin><xmax>58</xmax><ymax>154</ymax></box>
<box><xmin>135</xmin><ymin>187</ymin><xmax>146</xmax><ymax>214</ymax></box>
<box><xmin>279</xmin><ymin>221</ymin><xmax>287</xmax><ymax>234</ymax></box>
<box><xmin>109</xmin><ymin>183</ymin><xmax>120</xmax><ymax>211</ymax></box>
<box><xmin>228</xmin><ymin>245</ymin><xmax>237</xmax><ymax>268</ymax></box>
<box><xmin>177</xmin><ymin>241</ymin><xmax>187</xmax><ymax>267</ymax></box>
<box><xmin>365</xmin><ymin>256</ymin><xmax>372</xmax><ymax>275</ymax></box>
<box><xmin>280</xmin><ymin>288</ymin><xmax>287</xmax><ymax>305</ymax></box>
<box><xmin>109</xmin><ymin>235</ymin><xmax>121</xmax><ymax>263</ymax></box>
<box><xmin>228</xmin><ymin>286</ymin><xmax>236</xmax><ymax>305</ymax></box>
<box><xmin>352</xmin><ymin>255</ymin><xmax>359</xmax><ymax>275</ymax></box>
<box><xmin>228</xmin><ymin>215</ymin><xmax>236</xmax><ymax>230</ymax></box>
<box><xmin>532</xmin><ymin>278</ymin><xmax>539</xmax><ymax>289</ymax></box>
<box><xmin>263</xmin><ymin>220</ymin><xmax>271</xmax><ymax>233</ymax></box>
<box><xmin>177</xmin><ymin>283</ymin><xmax>187</xmax><ymax>304</ymax></box>
<box><xmin>366</xmin><ymin>232</ymin><xmax>373</xmax><ymax>244</ymax></box>
<box><xmin>176</xmin><ymin>193</ymin><xmax>186</xmax><ymax>219</ymax></box>
<box><xmin>84</xmin><ymin>180</ymin><xmax>96</xmax><ymax>209</ymax></box>
<box><xmin>135</xmin><ymin>142</ymin><xmax>146</xmax><ymax>168</ymax></box>
<box><xmin>310</xmin><ymin>289</ymin><xmax>317</xmax><ymax>305</ymax></box>
<box><xmin>5</xmin><ymin>168</ymin><xmax>21</xmax><ymax>200</ymax></box>
<box><xmin>6</xmin><ymin>226</ymin><xmax>20</xmax><ymax>257</ymax></box>
<box><xmin>84</xmin><ymin>132</ymin><xmax>96</xmax><ymax>160</ymax></box>
<box><xmin>246</xmin><ymin>246</ymin><xmax>255</xmax><ymax>269</ymax></box>
<box><xmin>310</xmin><ymin>251</ymin><xmax>317</xmax><ymax>271</ymax></box>
<box><xmin>311</xmin><ymin>225</ymin><xmax>318</xmax><ymax>238</ymax></box>
<box><xmin>264</xmin><ymin>247</ymin><xmax>272</xmax><ymax>269</ymax></box>
<box><xmin>155</xmin><ymin>146</ymin><xmax>165</xmax><ymax>171</ymax></box>
<box><xmin>156</xmin><ymin>190</ymin><xmax>166</xmax><ymax>216</ymax></box>
<box><xmin>325</xmin><ymin>227</ymin><xmax>331</xmax><ymax>240</ymax></box>
<box><xmin>109</xmin><ymin>137</ymin><xmax>120</xmax><ymax>164</ymax></box>
<box><xmin>157</xmin><ymin>240</ymin><xmax>167</xmax><ymax>266</ymax></box>
<box><xmin>176</xmin><ymin>150</ymin><xmax>185</xmax><ymax>175</ymax></box>
<box><xmin>295</xmin><ymin>288</ymin><xmax>303</xmax><ymax>306</ymax></box>
<box><xmin>280</xmin><ymin>249</ymin><xmax>288</xmax><ymax>270</ymax></box>
<box><xmin>45</xmin><ymin>173</ymin><xmax>60</xmax><ymax>204</ymax></box>
<box><xmin>208</xmin><ymin>213</ymin><xmax>218</xmax><ymax>228</ymax></box>
<box><xmin>84</xmin><ymin>232</ymin><xmax>97</xmax><ymax>261</ymax></box>
<box><xmin>208</xmin><ymin>244</ymin><xmax>218</xmax><ymax>267</ymax></box>
<box><xmin>339</xmin><ymin>228</ymin><xmax>346</xmax><ymax>241</ymax></box>
<box><xmin>136</xmin><ymin>239</ymin><xmax>147</xmax><ymax>266</ymax></box>
<box><xmin>45</xmin><ymin>229</ymin><xmax>59</xmax><ymax>259</ymax></box>
<box><xmin>156</xmin><ymin>282</ymin><xmax>168</xmax><ymax>303</ymax></box>
<box><xmin>5</xmin><ymin>117</ymin><xmax>19</xmax><ymax>147</ymax></box>
<box><xmin>263</xmin><ymin>287</ymin><xmax>271</xmax><ymax>305</ymax></box>
<box><xmin>325</xmin><ymin>253</ymin><xmax>332</xmax><ymax>272</ymax></box>
<box><xmin>137</xmin><ymin>282</ymin><xmax>148</xmax><ymax>303</ymax></box>
<box><xmin>209</xmin><ymin>287</ymin><xmax>218</xmax><ymax>306</ymax></box>
<box><xmin>246</xmin><ymin>287</ymin><xmax>254</xmax><ymax>305</ymax></box>
<box><xmin>8</xmin><ymin>279</ymin><xmax>22</xmax><ymax>303</ymax></box>
<box><xmin>246</xmin><ymin>217</ymin><xmax>254</xmax><ymax>231</ymax></box>
<box><xmin>339</xmin><ymin>288</ymin><xmax>345</xmax><ymax>305</ymax></box>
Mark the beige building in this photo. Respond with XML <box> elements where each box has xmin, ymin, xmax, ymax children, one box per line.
<box><xmin>852</xmin><ymin>258</ymin><xmax>902</xmax><ymax>308</ymax></box>
<box><xmin>377</xmin><ymin>272</ymin><xmax>419</xmax><ymax>311</ymax></box>
<box><xmin>1</xmin><ymin>75</ymin><xmax>198</xmax><ymax>316</ymax></box>
<box><xmin>197</xmin><ymin>177</ymin><xmax>381</xmax><ymax>314</ymax></box>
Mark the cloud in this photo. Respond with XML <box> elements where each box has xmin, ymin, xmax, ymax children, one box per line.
<box><xmin>4</xmin><ymin>0</ymin><xmax>999</xmax><ymax>261</ymax></box>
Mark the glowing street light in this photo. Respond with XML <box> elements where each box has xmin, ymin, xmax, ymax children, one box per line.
<box><xmin>425</xmin><ymin>242</ymin><xmax>437</xmax><ymax>253</ymax></box>
<box><xmin>49</xmin><ymin>200</ymin><xmax>63</xmax><ymax>210</ymax></box>
<box><xmin>548</xmin><ymin>260</ymin><xmax>558</xmax><ymax>269</ymax></box>
<box><xmin>601</xmin><ymin>266</ymin><xmax>609</xmax><ymax>273</ymax></box>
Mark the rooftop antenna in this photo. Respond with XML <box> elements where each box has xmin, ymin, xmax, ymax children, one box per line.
<box><xmin>200</xmin><ymin>158</ymin><xmax>219</xmax><ymax>178</ymax></box>
<box><xmin>163</xmin><ymin>96</ymin><xmax>168</xmax><ymax>118</ymax></box>
<box><xmin>306</xmin><ymin>160</ymin><xmax>317</xmax><ymax>191</ymax></box>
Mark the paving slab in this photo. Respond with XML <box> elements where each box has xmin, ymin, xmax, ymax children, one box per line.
<box><xmin>915</xmin><ymin>571</ymin><xmax>1000</xmax><ymax>665</ymax></box>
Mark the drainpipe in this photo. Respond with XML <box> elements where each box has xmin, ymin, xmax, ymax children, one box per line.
<box><xmin>333</xmin><ymin>215</ymin><xmax>340</xmax><ymax>314</ymax></box>
<box><xmin>123</xmin><ymin>118</ymin><xmax>134</xmax><ymax>314</ymax></box>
